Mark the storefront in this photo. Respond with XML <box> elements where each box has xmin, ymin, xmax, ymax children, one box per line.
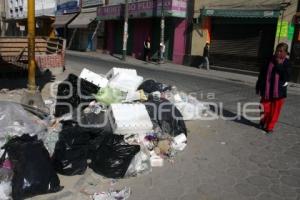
<box><xmin>201</xmin><ymin>8</ymin><xmax>280</xmax><ymax>73</ymax></box>
<box><xmin>290</xmin><ymin>12</ymin><xmax>300</xmax><ymax>82</ymax></box>
<box><xmin>5</xmin><ymin>0</ymin><xmax>56</xmax><ymax>37</ymax></box>
<box><xmin>54</xmin><ymin>0</ymin><xmax>80</xmax><ymax>44</ymax></box>
<box><xmin>98</xmin><ymin>0</ymin><xmax>188</xmax><ymax>64</ymax></box>
<box><xmin>53</xmin><ymin>14</ymin><xmax>77</xmax><ymax>37</ymax></box>
<box><xmin>67</xmin><ymin>0</ymin><xmax>104</xmax><ymax>51</ymax></box>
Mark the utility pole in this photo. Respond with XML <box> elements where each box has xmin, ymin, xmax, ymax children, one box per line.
<box><xmin>27</xmin><ymin>0</ymin><xmax>36</xmax><ymax>91</ymax></box>
<box><xmin>122</xmin><ymin>0</ymin><xmax>129</xmax><ymax>61</ymax></box>
<box><xmin>159</xmin><ymin>0</ymin><xmax>165</xmax><ymax>62</ymax></box>
<box><xmin>21</xmin><ymin>0</ymin><xmax>47</xmax><ymax>111</ymax></box>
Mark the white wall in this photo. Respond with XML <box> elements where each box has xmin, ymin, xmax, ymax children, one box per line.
<box><xmin>5</xmin><ymin>0</ymin><xmax>56</xmax><ymax>19</ymax></box>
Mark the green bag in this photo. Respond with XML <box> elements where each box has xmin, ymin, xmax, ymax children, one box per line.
<box><xmin>94</xmin><ymin>87</ymin><xmax>124</xmax><ymax>106</ymax></box>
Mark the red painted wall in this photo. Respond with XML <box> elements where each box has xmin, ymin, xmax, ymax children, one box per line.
<box><xmin>172</xmin><ymin>19</ymin><xmax>187</xmax><ymax>64</ymax></box>
<box><xmin>106</xmin><ymin>21</ymin><xmax>115</xmax><ymax>54</ymax></box>
<box><xmin>132</xmin><ymin>19</ymin><xmax>152</xmax><ymax>59</ymax></box>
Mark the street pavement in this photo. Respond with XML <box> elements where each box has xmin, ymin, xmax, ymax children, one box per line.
<box><xmin>1</xmin><ymin>52</ymin><xmax>300</xmax><ymax>200</ymax></box>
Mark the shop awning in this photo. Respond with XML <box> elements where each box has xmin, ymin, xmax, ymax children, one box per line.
<box><xmin>68</xmin><ymin>11</ymin><xmax>97</xmax><ymax>29</ymax></box>
<box><xmin>201</xmin><ymin>8</ymin><xmax>280</xmax><ymax>18</ymax></box>
<box><xmin>53</xmin><ymin>13</ymin><xmax>77</xmax><ymax>28</ymax></box>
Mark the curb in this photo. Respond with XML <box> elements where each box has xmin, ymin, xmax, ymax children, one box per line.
<box><xmin>66</xmin><ymin>51</ymin><xmax>300</xmax><ymax>95</ymax></box>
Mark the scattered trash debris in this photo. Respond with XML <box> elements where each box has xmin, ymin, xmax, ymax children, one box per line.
<box><xmin>110</xmin><ymin>103</ymin><xmax>153</xmax><ymax>135</ymax></box>
<box><xmin>171</xmin><ymin>133</ymin><xmax>187</xmax><ymax>151</ymax></box>
<box><xmin>125</xmin><ymin>90</ymin><xmax>147</xmax><ymax>102</ymax></box>
<box><xmin>0</xmin><ymin>181</ymin><xmax>11</xmax><ymax>200</ymax></box>
<box><xmin>80</xmin><ymin>68</ymin><xmax>108</xmax><ymax>88</ymax></box>
<box><xmin>125</xmin><ymin>146</ymin><xmax>151</xmax><ymax>177</ymax></box>
<box><xmin>106</xmin><ymin>67</ymin><xmax>137</xmax><ymax>79</ymax></box>
<box><xmin>2</xmin><ymin>134</ymin><xmax>62</xmax><ymax>199</ymax></box>
<box><xmin>108</xmin><ymin>72</ymin><xmax>143</xmax><ymax>93</ymax></box>
<box><xmin>150</xmin><ymin>151</ymin><xmax>164</xmax><ymax>167</ymax></box>
<box><xmin>0</xmin><ymin>101</ymin><xmax>48</xmax><ymax>153</ymax></box>
<box><xmin>92</xmin><ymin>187</ymin><xmax>131</xmax><ymax>200</ymax></box>
<box><xmin>54</xmin><ymin>74</ymin><xmax>100</xmax><ymax>117</ymax></box>
<box><xmin>52</xmin><ymin>120</ymin><xmax>105</xmax><ymax>176</ymax></box>
<box><xmin>0</xmin><ymin>66</ymin><xmax>211</xmax><ymax>199</ymax></box>
<box><xmin>0</xmin><ymin>159</ymin><xmax>13</xmax><ymax>200</ymax></box>
<box><xmin>89</xmin><ymin>135</ymin><xmax>140</xmax><ymax>179</ymax></box>
<box><xmin>94</xmin><ymin>87</ymin><xmax>124</xmax><ymax>106</ymax></box>
<box><xmin>138</xmin><ymin>79</ymin><xmax>171</xmax><ymax>93</ymax></box>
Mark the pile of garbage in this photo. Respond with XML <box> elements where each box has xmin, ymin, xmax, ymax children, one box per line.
<box><xmin>0</xmin><ymin>67</ymin><xmax>208</xmax><ymax>199</ymax></box>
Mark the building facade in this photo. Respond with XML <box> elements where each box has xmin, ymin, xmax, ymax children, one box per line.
<box><xmin>97</xmin><ymin>0</ymin><xmax>188</xmax><ymax>64</ymax></box>
<box><xmin>191</xmin><ymin>0</ymin><xmax>299</xmax><ymax>82</ymax></box>
<box><xmin>290</xmin><ymin>2</ymin><xmax>300</xmax><ymax>82</ymax></box>
<box><xmin>68</xmin><ymin>0</ymin><xmax>104</xmax><ymax>51</ymax></box>
<box><xmin>53</xmin><ymin>0</ymin><xmax>81</xmax><ymax>46</ymax></box>
<box><xmin>4</xmin><ymin>0</ymin><xmax>56</xmax><ymax>36</ymax></box>
<box><xmin>0</xmin><ymin>0</ymin><xmax>5</xmax><ymax>36</ymax></box>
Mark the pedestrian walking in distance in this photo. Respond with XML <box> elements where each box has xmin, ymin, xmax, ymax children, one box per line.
<box><xmin>199</xmin><ymin>42</ymin><xmax>210</xmax><ymax>70</ymax></box>
<box><xmin>144</xmin><ymin>36</ymin><xmax>151</xmax><ymax>62</ymax></box>
<box><xmin>159</xmin><ymin>42</ymin><xmax>165</xmax><ymax>64</ymax></box>
<box><xmin>256</xmin><ymin>43</ymin><xmax>290</xmax><ymax>134</ymax></box>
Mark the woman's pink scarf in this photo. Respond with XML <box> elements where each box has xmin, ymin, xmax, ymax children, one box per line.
<box><xmin>265</xmin><ymin>61</ymin><xmax>280</xmax><ymax>100</ymax></box>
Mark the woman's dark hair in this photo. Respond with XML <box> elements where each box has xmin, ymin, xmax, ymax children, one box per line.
<box><xmin>276</xmin><ymin>42</ymin><xmax>289</xmax><ymax>53</ymax></box>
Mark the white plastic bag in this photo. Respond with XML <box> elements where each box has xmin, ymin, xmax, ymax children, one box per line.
<box><xmin>171</xmin><ymin>133</ymin><xmax>187</xmax><ymax>151</ymax></box>
<box><xmin>165</xmin><ymin>91</ymin><xmax>208</xmax><ymax>120</ymax></box>
<box><xmin>125</xmin><ymin>146</ymin><xmax>151</xmax><ymax>177</ymax></box>
<box><xmin>0</xmin><ymin>181</ymin><xmax>11</xmax><ymax>200</ymax></box>
<box><xmin>92</xmin><ymin>187</ymin><xmax>131</xmax><ymax>200</ymax></box>
<box><xmin>0</xmin><ymin>101</ymin><xmax>48</xmax><ymax>141</ymax></box>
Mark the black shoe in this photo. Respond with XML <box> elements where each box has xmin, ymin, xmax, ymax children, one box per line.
<box><xmin>264</xmin><ymin>129</ymin><xmax>273</xmax><ymax>135</ymax></box>
<box><xmin>258</xmin><ymin>122</ymin><xmax>265</xmax><ymax>129</ymax></box>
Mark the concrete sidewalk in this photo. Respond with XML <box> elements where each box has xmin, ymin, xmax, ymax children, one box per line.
<box><xmin>66</xmin><ymin>50</ymin><xmax>300</xmax><ymax>95</ymax></box>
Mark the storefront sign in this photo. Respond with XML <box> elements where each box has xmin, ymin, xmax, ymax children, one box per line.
<box><xmin>57</xmin><ymin>0</ymin><xmax>80</xmax><ymax>15</ymax></box>
<box><xmin>98</xmin><ymin>4</ymin><xmax>122</xmax><ymax>19</ymax></box>
<box><xmin>82</xmin><ymin>0</ymin><xmax>103</xmax><ymax>8</ymax></box>
<box><xmin>97</xmin><ymin>0</ymin><xmax>187</xmax><ymax>19</ymax></box>
<box><xmin>109</xmin><ymin>0</ymin><xmax>138</xmax><ymax>4</ymax></box>
<box><xmin>203</xmin><ymin>9</ymin><xmax>279</xmax><ymax>18</ymax></box>
<box><xmin>276</xmin><ymin>21</ymin><xmax>288</xmax><ymax>38</ymax></box>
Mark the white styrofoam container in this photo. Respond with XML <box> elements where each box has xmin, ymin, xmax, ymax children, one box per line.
<box><xmin>109</xmin><ymin>103</ymin><xmax>153</xmax><ymax>135</ymax></box>
<box><xmin>106</xmin><ymin>67</ymin><xmax>137</xmax><ymax>80</ymax></box>
<box><xmin>79</xmin><ymin>68</ymin><xmax>108</xmax><ymax>88</ymax></box>
<box><xmin>150</xmin><ymin>156</ymin><xmax>164</xmax><ymax>167</ymax></box>
<box><xmin>108</xmin><ymin>73</ymin><xmax>143</xmax><ymax>93</ymax></box>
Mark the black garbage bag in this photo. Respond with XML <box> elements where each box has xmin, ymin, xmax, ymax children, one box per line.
<box><xmin>89</xmin><ymin>135</ymin><xmax>140</xmax><ymax>179</ymax></box>
<box><xmin>55</xmin><ymin>74</ymin><xmax>100</xmax><ymax>117</ymax></box>
<box><xmin>80</xmin><ymin>111</ymin><xmax>113</xmax><ymax>135</ymax></box>
<box><xmin>145</xmin><ymin>98</ymin><xmax>187</xmax><ymax>137</ymax></box>
<box><xmin>2</xmin><ymin>134</ymin><xmax>62</xmax><ymax>200</ymax></box>
<box><xmin>52</xmin><ymin>120</ymin><xmax>106</xmax><ymax>176</ymax></box>
<box><xmin>138</xmin><ymin>79</ymin><xmax>171</xmax><ymax>93</ymax></box>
